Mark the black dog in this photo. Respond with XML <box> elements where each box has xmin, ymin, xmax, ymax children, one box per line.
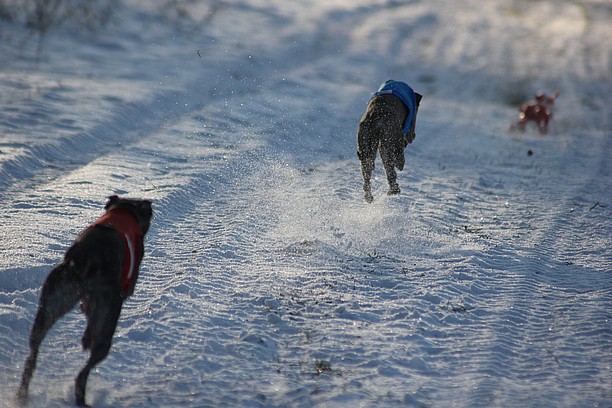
<box><xmin>357</xmin><ymin>80</ymin><xmax>422</xmax><ymax>202</ymax></box>
<box><xmin>16</xmin><ymin>196</ymin><xmax>152</xmax><ymax>407</ymax></box>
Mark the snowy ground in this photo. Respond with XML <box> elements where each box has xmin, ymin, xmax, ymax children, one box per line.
<box><xmin>0</xmin><ymin>0</ymin><xmax>610</xmax><ymax>406</ymax></box>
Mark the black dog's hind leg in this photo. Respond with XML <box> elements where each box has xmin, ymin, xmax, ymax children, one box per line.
<box><xmin>16</xmin><ymin>264</ymin><xmax>80</xmax><ymax>405</ymax></box>
<box><xmin>359</xmin><ymin>156</ymin><xmax>376</xmax><ymax>203</ymax></box>
<box><xmin>358</xmin><ymin>121</ymin><xmax>379</xmax><ymax>203</ymax></box>
<box><xmin>380</xmin><ymin>143</ymin><xmax>400</xmax><ymax>196</ymax></box>
<box><xmin>75</xmin><ymin>291</ymin><xmax>123</xmax><ymax>407</ymax></box>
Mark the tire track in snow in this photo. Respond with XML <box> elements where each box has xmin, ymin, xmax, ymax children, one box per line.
<box><xmin>401</xmin><ymin>123</ymin><xmax>611</xmax><ymax>406</ymax></box>
<box><xmin>447</xmin><ymin>131</ymin><xmax>612</xmax><ymax>405</ymax></box>
<box><xmin>0</xmin><ymin>62</ymin><xmax>262</xmax><ymax>197</ymax></box>
<box><xmin>0</xmin><ymin>95</ymin><xmax>277</xmax><ymax>405</ymax></box>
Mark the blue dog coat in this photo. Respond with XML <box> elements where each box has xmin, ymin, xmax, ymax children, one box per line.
<box><xmin>374</xmin><ymin>80</ymin><xmax>417</xmax><ymax>137</ymax></box>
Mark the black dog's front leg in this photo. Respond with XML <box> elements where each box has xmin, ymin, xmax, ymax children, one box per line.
<box><xmin>76</xmin><ymin>291</ymin><xmax>123</xmax><ymax>407</ymax></box>
<box><xmin>359</xmin><ymin>157</ymin><xmax>375</xmax><ymax>203</ymax></box>
<box><xmin>379</xmin><ymin>143</ymin><xmax>400</xmax><ymax>196</ymax></box>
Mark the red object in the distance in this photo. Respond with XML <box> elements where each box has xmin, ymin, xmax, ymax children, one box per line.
<box><xmin>515</xmin><ymin>91</ymin><xmax>559</xmax><ymax>135</ymax></box>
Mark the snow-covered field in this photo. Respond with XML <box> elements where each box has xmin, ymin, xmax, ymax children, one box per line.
<box><xmin>1</xmin><ymin>0</ymin><xmax>610</xmax><ymax>406</ymax></box>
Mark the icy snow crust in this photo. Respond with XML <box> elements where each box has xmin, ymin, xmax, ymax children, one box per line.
<box><xmin>0</xmin><ymin>0</ymin><xmax>610</xmax><ymax>406</ymax></box>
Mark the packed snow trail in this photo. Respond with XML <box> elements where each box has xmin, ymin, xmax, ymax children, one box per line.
<box><xmin>1</xmin><ymin>0</ymin><xmax>611</xmax><ymax>407</ymax></box>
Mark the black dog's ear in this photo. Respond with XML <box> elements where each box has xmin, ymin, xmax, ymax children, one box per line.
<box><xmin>105</xmin><ymin>195</ymin><xmax>120</xmax><ymax>210</ymax></box>
<box><xmin>415</xmin><ymin>93</ymin><xmax>423</xmax><ymax>106</ymax></box>
<box><xmin>139</xmin><ymin>200</ymin><xmax>153</xmax><ymax>215</ymax></box>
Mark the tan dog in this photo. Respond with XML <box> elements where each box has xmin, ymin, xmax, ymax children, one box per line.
<box><xmin>515</xmin><ymin>91</ymin><xmax>559</xmax><ymax>134</ymax></box>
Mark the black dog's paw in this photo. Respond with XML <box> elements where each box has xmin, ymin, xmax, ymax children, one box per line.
<box><xmin>76</xmin><ymin>396</ymin><xmax>92</xmax><ymax>407</ymax></box>
<box><xmin>14</xmin><ymin>389</ymin><xmax>28</xmax><ymax>407</ymax></box>
<box><xmin>364</xmin><ymin>191</ymin><xmax>374</xmax><ymax>203</ymax></box>
<box><xmin>76</xmin><ymin>379</ymin><xmax>91</xmax><ymax>407</ymax></box>
<box><xmin>387</xmin><ymin>185</ymin><xmax>401</xmax><ymax>196</ymax></box>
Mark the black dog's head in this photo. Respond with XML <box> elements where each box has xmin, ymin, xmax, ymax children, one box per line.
<box><xmin>104</xmin><ymin>195</ymin><xmax>153</xmax><ymax>234</ymax></box>
<box><xmin>405</xmin><ymin>92</ymin><xmax>423</xmax><ymax>145</ymax></box>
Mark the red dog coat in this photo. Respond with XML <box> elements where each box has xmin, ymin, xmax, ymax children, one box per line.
<box><xmin>91</xmin><ymin>208</ymin><xmax>144</xmax><ymax>297</ymax></box>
